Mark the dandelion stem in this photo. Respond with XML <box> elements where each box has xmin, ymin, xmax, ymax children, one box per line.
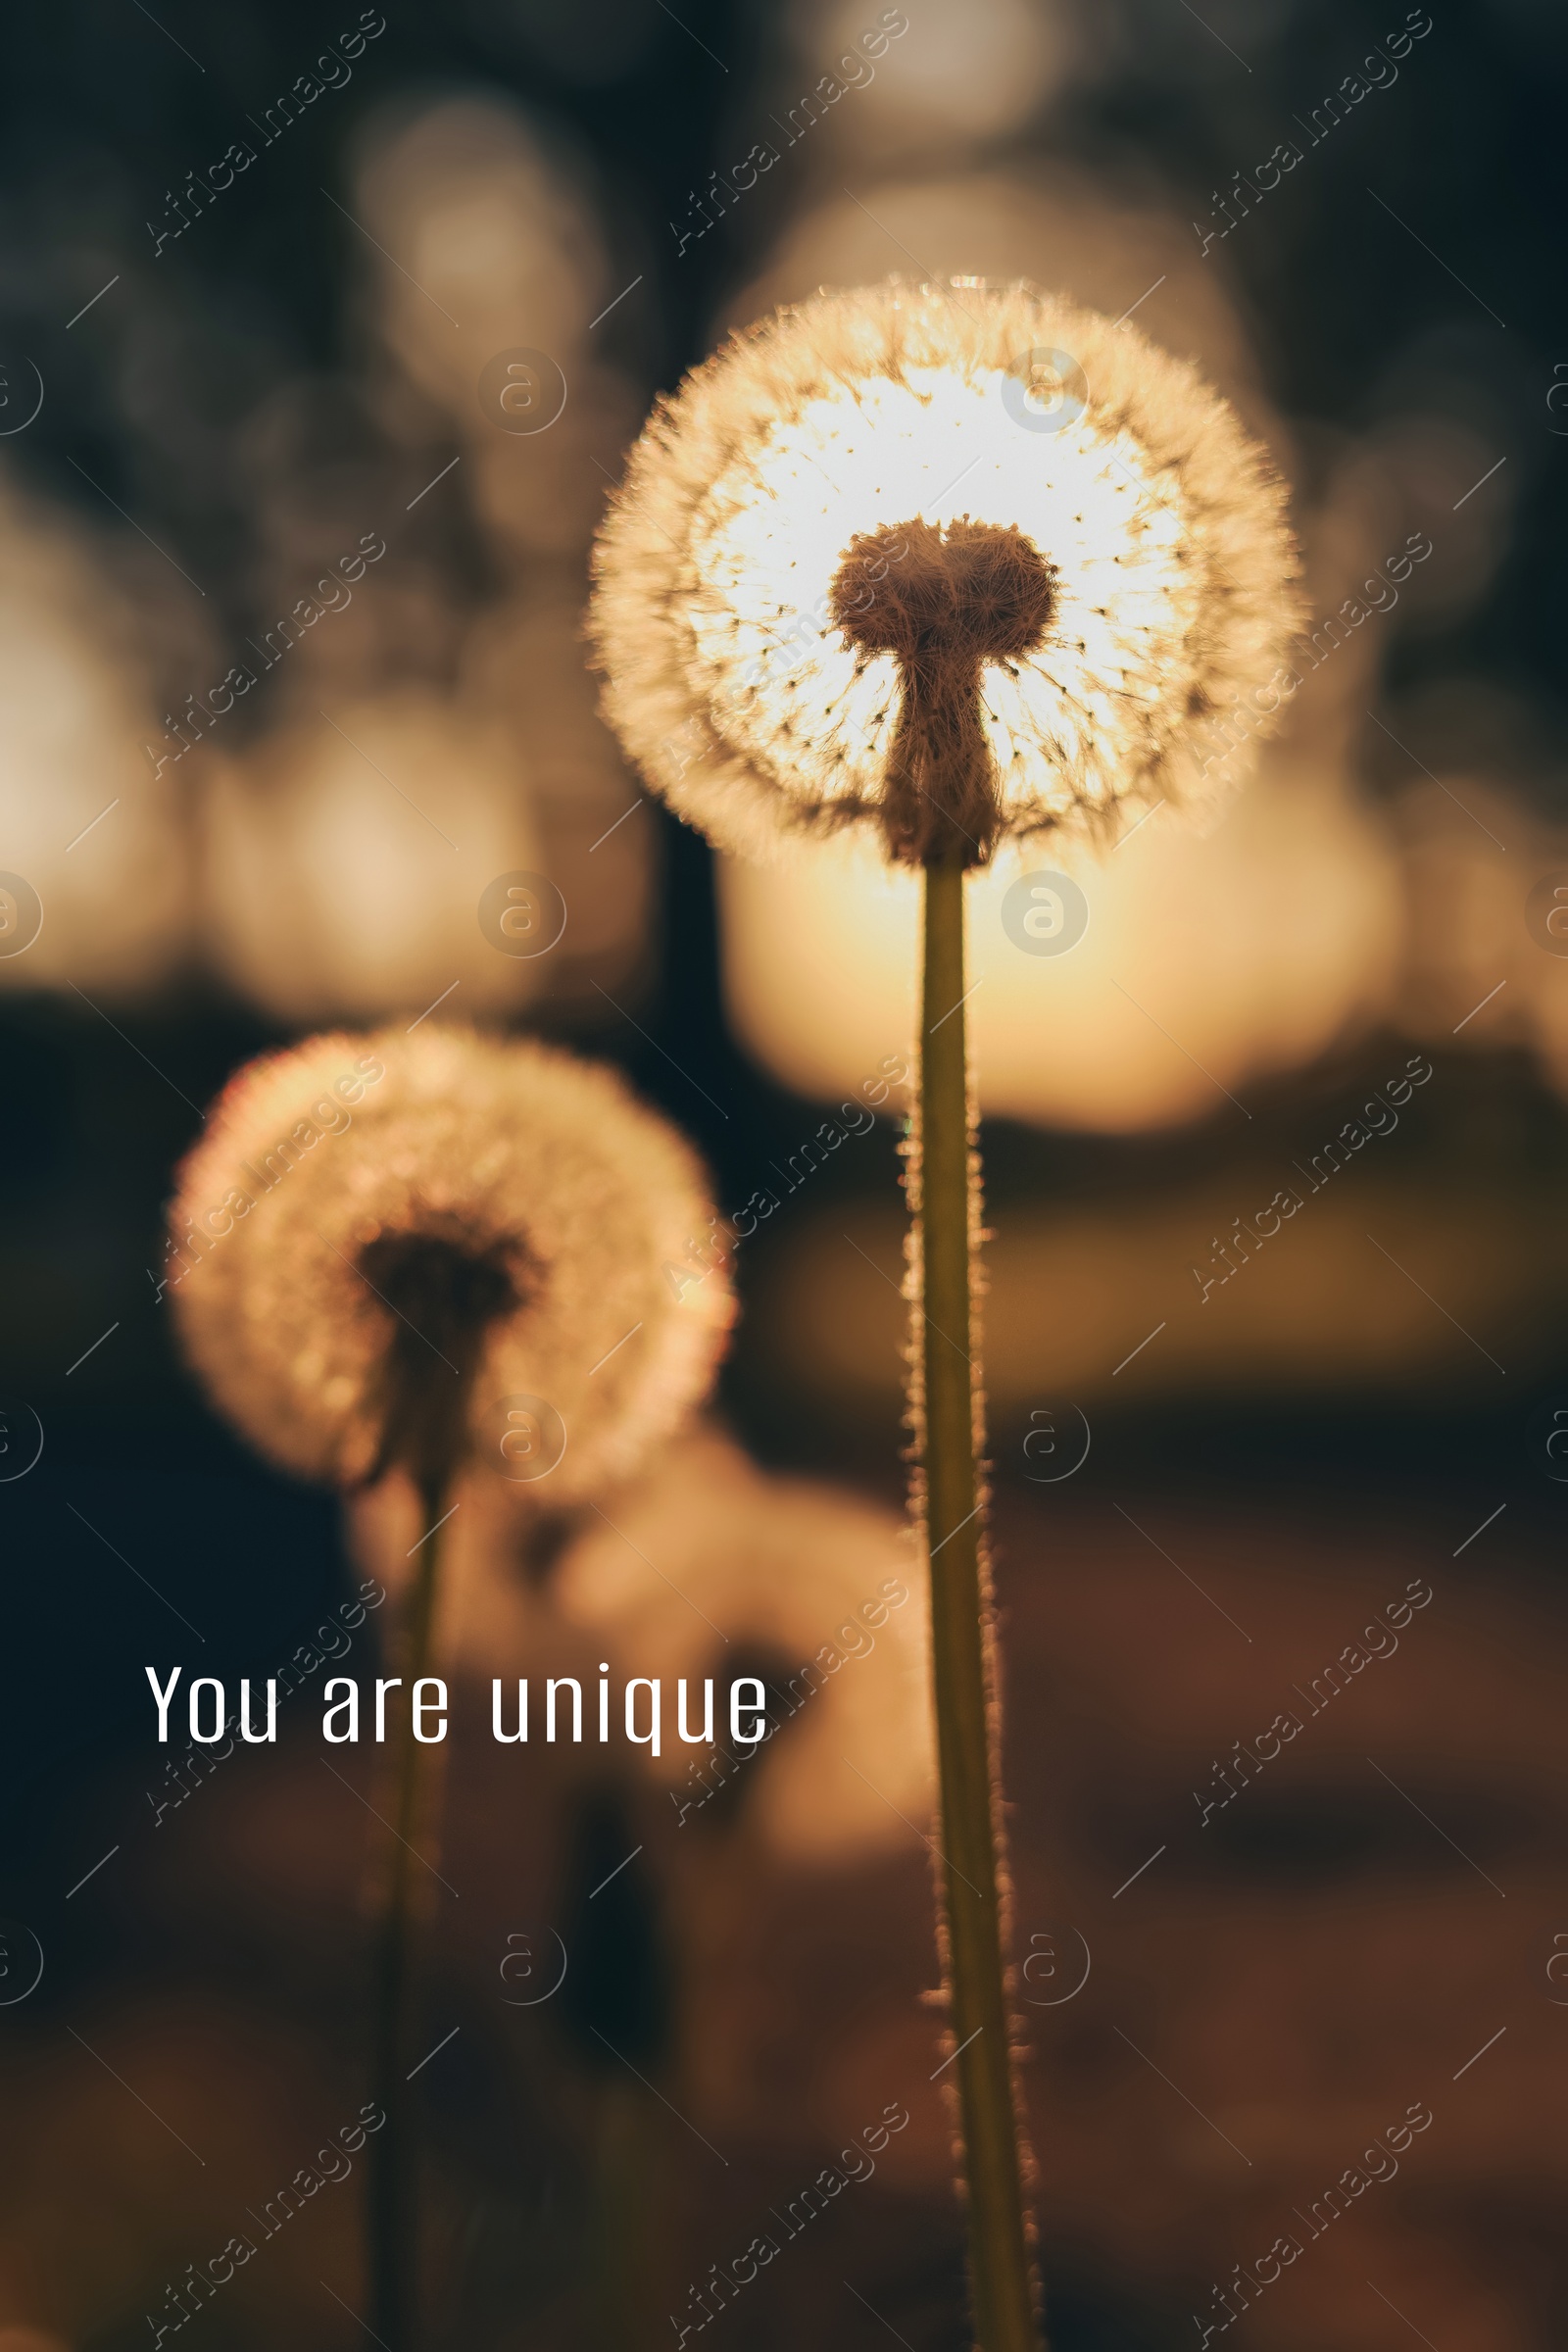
<box><xmin>919</xmin><ymin>856</ymin><xmax>1043</xmax><ymax>2352</ymax></box>
<box><xmin>368</xmin><ymin>1475</ymin><xmax>446</xmax><ymax>2352</ymax></box>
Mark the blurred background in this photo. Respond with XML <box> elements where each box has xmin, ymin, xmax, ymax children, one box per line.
<box><xmin>1</xmin><ymin>0</ymin><xmax>1566</xmax><ymax>2344</ymax></box>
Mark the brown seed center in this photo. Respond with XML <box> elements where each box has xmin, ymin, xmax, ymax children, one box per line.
<box><xmin>360</xmin><ymin>1226</ymin><xmax>526</xmax><ymax>1495</ymax></box>
<box><xmin>828</xmin><ymin>517</ymin><xmax>1056</xmax><ymax>867</ymax></box>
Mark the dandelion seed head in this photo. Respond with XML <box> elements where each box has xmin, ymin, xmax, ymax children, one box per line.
<box><xmin>590</xmin><ymin>276</ymin><xmax>1301</xmax><ymax>863</ymax></box>
<box><xmin>169</xmin><ymin>1025</ymin><xmax>732</xmax><ymax>1497</ymax></box>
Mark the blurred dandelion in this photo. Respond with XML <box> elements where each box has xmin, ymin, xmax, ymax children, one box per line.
<box><xmin>170</xmin><ymin>1022</ymin><xmax>731</xmax><ymax>2351</ymax></box>
<box><xmin>555</xmin><ymin>1425</ymin><xmax>933</xmax><ymax>1860</ymax></box>
<box><xmin>170</xmin><ymin>1024</ymin><xmax>731</xmax><ymax>1497</ymax></box>
<box><xmin>591</xmin><ymin>275</ymin><xmax>1299</xmax><ymax>2352</ymax></box>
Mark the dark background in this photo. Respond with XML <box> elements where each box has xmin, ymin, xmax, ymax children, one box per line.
<box><xmin>0</xmin><ymin>3</ymin><xmax>1564</xmax><ymax>2346</ymax></box>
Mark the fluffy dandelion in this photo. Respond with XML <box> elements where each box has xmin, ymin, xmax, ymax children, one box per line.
<box><xmin>591</xmin><ymin>276</ymin><xmax>1299</xmax><ymax>2352</ymax></box>
<box><xmin>168</xmin><ymin>1023</ymin><xmax>732</xmax><ymax>1500</ymax></box>
<box><xmin>169</xmin><ymin>1023</ymin><xmax>732</xmax><ymax>2352</ymax></box>
<box><xmin>590</xmin><ymin>275</ymin><xmax>1299</xmax><ymax>867</ymax></box>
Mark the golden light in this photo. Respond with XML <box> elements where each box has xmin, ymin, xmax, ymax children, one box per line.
<box><xmin>351</xmin><ymin>93</ymin><xmax>610</xmax><ymax>425</ymax></box>
<box><xmin>198</xmin><ymin>693</ymin><xmax>546</xmax><ymax>1024</ymax></box>
<box><xmin>461</xmin><ymin>591</ymin><xmax>659</xmax><ymax>1012</ymax></box>
<box><xmin>717</xmin><ymin>758</ymin><xmax>1402</xmax><ymax>1130</ymax></box>
<box><xmin>0</xmin><ymin>474</ymin><xmax>190</xmax><ymax>994</ymax></box>
<box><xmin>352</xmin><ymin>93</ymin><xmax>639</xmax><ymax>564</ymax></box>
<box><xmin>790</xmin><ymin>0</ymin><xmax>1075</xmax><ymax>151</ymax></box>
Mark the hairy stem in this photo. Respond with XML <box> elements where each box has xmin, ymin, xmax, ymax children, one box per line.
<box><xmin>920</xmin><ymin>856</ymin><xmax>1043</xmax><ymax>2352</ymax></box>
<box><xmin>368</xmin><ymin>1477</ymin><xmax>446</xmax><ymax>2352</ymax></box>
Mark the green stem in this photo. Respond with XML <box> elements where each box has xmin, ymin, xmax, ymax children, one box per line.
<box><xmin>368</xmin><ymin>1477</ymin><xmax>446</xmax><ymax>2352</ymax></box>
<box><xmin>919</xmin><ymin>856</ymin><xmax>1043</xmax><ymax>2352</ymax></box>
